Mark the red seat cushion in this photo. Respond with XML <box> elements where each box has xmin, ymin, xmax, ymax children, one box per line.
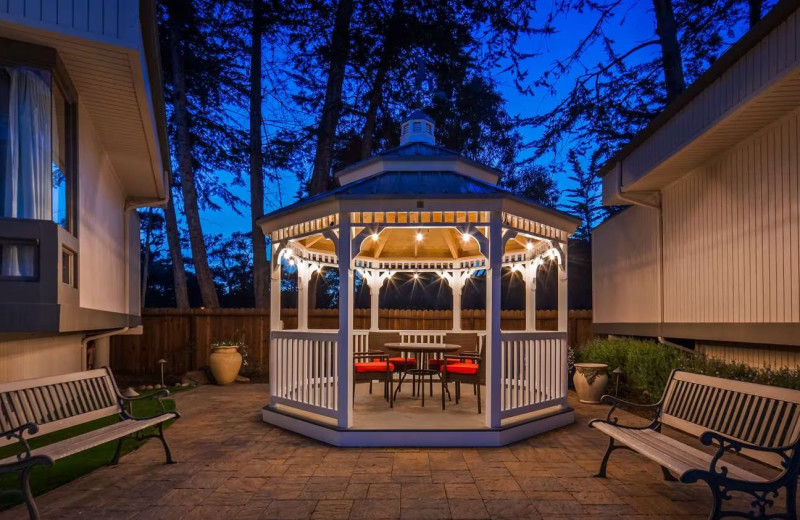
<box><xmin>355</xmin><ymin>361</ymin><xmax>395</xmax><ymax>373</ymax></box>
<box><xmin>442</xmin><ymin>363</ymin><xmax>478</xmax><ymax>375</ymax></box>
<box><xmin>429</xmin><ymin>358</ymin><xmax>472</xmax><ymax>366</ymax></box>
<box><xmin>389</xmin><ymin>357</ymin><xmax>416</xmax><ymax>365</ymax></box>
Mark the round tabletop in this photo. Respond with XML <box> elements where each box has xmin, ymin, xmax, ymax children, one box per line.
<box><xmin>383</xmin><ymin>343</ymin><xmax>462</xmax><ymax>354</ymax></box>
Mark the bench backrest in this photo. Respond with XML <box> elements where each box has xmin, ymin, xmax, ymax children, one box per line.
<box><xmin>661</xmin><ymin>370</ymin><xmax>800</xmax><ymax>468</ymax></box>
<box><xmin>0</xmin><ymin>368</ymin><xmax>121</xmax><ymax>446</ymax></box>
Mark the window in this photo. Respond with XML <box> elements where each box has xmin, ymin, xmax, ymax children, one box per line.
<box><xmin>0</xmin><ymin>64</ymin><xmax>74</xmax><ymax>230</ymax></box>
<box><xmin>0</xmin><ymin>43</ymin><xmax>77</xmax><ymax>279</ymax></box>
<box><xmin>425</xmin><ymin>123</ymin><xmax>432</xmax><ymax>134</ymax></box>
<box><xmin>402</xmin><ymin>123</ymin><xmax>409</xmax><ymax>135</ymax></box>
<box><xmin>412</xmin><ymin>121</ymin><xmax>422</xmax><ymax>132</ymax></box>
<box><xmin>61</xmin><ymin>246</ymin><xmax>75</xmax><ymax>286</ymax></box>
<box><xmin>0</xmin><ymin>238</ymin><xmax>38</xmax><ymax>280</ymax></box>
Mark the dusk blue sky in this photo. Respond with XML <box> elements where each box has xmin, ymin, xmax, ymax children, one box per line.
<box><xmin>191</xmin><ymin>2</ymin><xmax>746</xmax><ymax>241</ymax></box>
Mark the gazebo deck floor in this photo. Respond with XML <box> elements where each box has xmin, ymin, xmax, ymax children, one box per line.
<box><xmin>353</xmin><ymin>381</ymin><xmax>486</xmax><ymax>430</ymax></box>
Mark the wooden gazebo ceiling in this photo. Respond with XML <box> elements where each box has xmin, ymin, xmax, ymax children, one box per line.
<box><xmin>295</xmin><ymin>227</ymin><xmax>544</xmax><ymax>261</ymax></box>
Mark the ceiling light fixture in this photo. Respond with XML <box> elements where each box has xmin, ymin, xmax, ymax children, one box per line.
<box><xmin>371</xmin><ymin>233</ymin><xmax>379</xmax><ymax>241</ymax></box>
<box><xmin>462</xmin><ymin>232</ymin><xmax>470</xmax><ymax>242</ymax></box>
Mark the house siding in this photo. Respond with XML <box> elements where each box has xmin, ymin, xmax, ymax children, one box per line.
<box><xmin>0</xmin><ymin>0</ymin><xmax>140</xmax><ymax>45</ymax></box>
<box><xmin>78</xmin><ymin>102</ymin><xmax>131</xmax><ymax>316</ymax></box>
<box><xmin>592</xmin><ymin>205</ymin><xmax>661</xmax><ymax>325</ymax></box>
<box><xmin>0</xmin><ymin>334</ymin><xmax>83</xmax><ymax>382</ymax></box>
<box><xmin>661</xmin><ymin>108</ymin><xmax>800</xmax><ymax>325</ymax></box>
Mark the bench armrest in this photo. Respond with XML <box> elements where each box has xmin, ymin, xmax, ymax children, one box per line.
<box><xmin>118</xmin><ymin>389</ymin><xmax>173</xmax><ymax>419</ymax></box>
<box><xmin>590</xmin><ymin>395</ymin><xmax>662</xmax><ymax>430</ymax></box>
<box><xmin>695</xmin><ymin>431</ymin><xmax>795</xmax><ymax>481</ymax></box>
<box><xmin>1</xmin><ymin>423</ymin><xmax>38</xmax><ymax>462</ymax></box>
<box><xmin>354</xmin><ymin>352</ymin><xmax>388</xmax><ymax>360</ymax></box>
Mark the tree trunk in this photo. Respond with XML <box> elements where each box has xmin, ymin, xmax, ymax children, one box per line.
<box><xmin>250</xmin><ymin>0</ymin><xmax>268</xmax><ymax>307</ymax></box>
<box><xmin>652</xmin><ymin>0</ymin><xmax>685</xmax><ymax>103</ymax></box>
<box><xmin>747</xmin><ymin>0</ymin><xmax>762</xmax><ymax>27</ymax></box>
<box><xmin>164</xmin><ymin>192</ymin><xmax>190</xmax><ymax>308</ymax></box>
<box><xmin>308</xmin><ymin>0</ymin><xmax>354</xmax><ymax>195</ymax></box>
<box><xmin>168</xmin><ymin>16</ymin><xmax>220</xmax><ymax>308</ymax></box>
<box><xmin>359</xmin><ymin>68</ymin><xmax>387</xmax><ymax>159</ymax></box>
<box><xmin>359</xmin><ymin>0</ymin><xmax>403</xmax><ymax>159</ymax></box>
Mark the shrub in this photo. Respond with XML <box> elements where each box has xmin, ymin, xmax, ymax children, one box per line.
<box><xmin>576</xmin><ymin>337</ymin><xmax>800</xmax><ymax>403</ymax></box>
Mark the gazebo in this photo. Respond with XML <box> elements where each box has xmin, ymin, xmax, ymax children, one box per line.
<box><xmin>258</xmin><ymin>111</ymin><xmax>580</xmax><ymax>446</ymax></box>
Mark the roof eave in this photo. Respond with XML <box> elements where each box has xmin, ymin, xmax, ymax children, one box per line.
<box><xmin>596</xmin><ymin>0</ymin><xmax>798</xmax><ymax>179</ymax></box>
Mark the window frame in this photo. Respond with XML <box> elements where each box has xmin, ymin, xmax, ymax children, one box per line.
<box><xmin>0</xmin><ymin>37</ymin><xmax>79</xmax><ymax>237</ymax></box>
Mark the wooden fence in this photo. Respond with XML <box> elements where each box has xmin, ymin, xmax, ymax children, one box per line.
<box><xmin>110</xmin><ymin>308</ymin><xmax>593</xmax><ymax>378</ymax></box>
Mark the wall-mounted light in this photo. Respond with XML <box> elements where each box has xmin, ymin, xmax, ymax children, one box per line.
<box><xmin>413</xmin><ymin>273</ymin><xmax>419</xmax><ymax>280</ymax></box>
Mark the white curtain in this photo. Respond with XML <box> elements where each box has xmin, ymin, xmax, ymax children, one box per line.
<box><xmin>2</xmin><ymin>67</ymin><xmax>51</xmax><ymax>277</ymax></box>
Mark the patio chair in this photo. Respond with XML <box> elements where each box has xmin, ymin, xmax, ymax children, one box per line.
<box><xmin>369</xmin><ymin>331</ymin><xmax>416</xmax><ymax>392</ymax></box>
<box><xmin>429</xmin><ymin>332</ymin><xmax>478</xmax><ymax>369</ymax></box>
<box><xmin>440</xmin><ymin>345</ymin><xmax>485</xmax><ymax>413</ymax></box>
<box><xmin>353</xmin><ymin>351</ymin><xmax>395</xmax><ymax>408</ymax></box>
<box><xmin>426</xmin><ymin>332</ymin><xmax>478</xmax><ymax>396</ymax></box>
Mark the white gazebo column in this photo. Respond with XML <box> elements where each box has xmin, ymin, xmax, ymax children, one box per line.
<box><xmin>269</xmin><ymin>241</ymin><xmax>282</xmax><ymax>407</ymax></box>
<box><xmin>525</xmin><ymin>263</ymin><xmax>537</xmax><ymax>331</ymax></box>
<box><xmin>557</xmin><ymin>246</ymin><xmax>568</xmax><ymax>333</ymax></box>
<box><xmin>451</xmin><ymin>275</ymin><xmax>462</xmax><ymax>331</ymax></box>
<box><xmin>297</xmin><ymin>262</ymin><xmax>309</xmax><ymax>331</ymax></box>
<box><xmin>369</xmin><ymin>273</ymin><xmax>381</xmax><ymax>331</ymax></box>
<box><xmin>337</xmin><ymin>214</ymin><xmax>354</xmax><ymax>428</ymax></box>
<box><xmin>486</xmin><ymin>213</ymin><xmax>503</xmax><ymax>428</ymax></box>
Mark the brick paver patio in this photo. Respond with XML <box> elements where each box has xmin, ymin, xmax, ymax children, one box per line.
<box><xmin>2</xmin><ymin>384</ymin><xmax>793</xmax><ymax>519</ymax></box>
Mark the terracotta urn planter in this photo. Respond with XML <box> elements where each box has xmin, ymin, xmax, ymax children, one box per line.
<box><xmin>573</xmin><ymin>363</ymin><xmax>609</xmax><ymax>404</ymax></box>
<box><xmin>209</xmin><ymin>346</ymin><xmax>243</xmax><ymax>385</ymax></box>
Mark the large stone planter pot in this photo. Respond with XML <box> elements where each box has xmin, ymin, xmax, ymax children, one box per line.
<box><xmin>573</xmin><ymin>363</ymin><xmax>609</xmax><ymax>404</ymax></box>
<box><xmin>209</xmin><ymin>346</ymin><xmax>243</xmax><ymax>385</ymax></box>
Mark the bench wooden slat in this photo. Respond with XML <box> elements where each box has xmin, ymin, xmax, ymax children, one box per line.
<box><xmin>0</xmin><ymin>371</ymin><xmax>123</xmax><ymax>447</ymax></box>
<box><xmin>660</xmin><ymin>371</ymin><xmax>800</xmax><ymax>467</ymax></box>
<box><xmin>592</xmin><ymin>422</ymin><xmax>767</xmax><ymax>482</ymax></box>
<box><xmin>0</xmin><ymin>414</ymin><xmax>176</xmax><ymax>465</ymax></box>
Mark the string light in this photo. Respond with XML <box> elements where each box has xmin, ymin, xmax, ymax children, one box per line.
<box><xmin>416</xmin><ymin>232</ymin><xmax>423</xmax><ymax>242</ymax></box>
<box><xmin>413</xmin><ymin>273</ymin><xmax>419</xmax><ymax>280</ymax></box>
<box><xmin>525</xmin><ymin>242</ymin><xmax>533</xmax><ymax>251</ymax></box>
<box><xmin>288</xmin><ymin>258</ymin><xmax>295</xmax><ymax>267</ymax></box>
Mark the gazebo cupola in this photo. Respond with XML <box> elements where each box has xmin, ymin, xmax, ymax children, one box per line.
<box><xmin>400</xmin><ymin>109</ymin><xmax>435</xmax><ymax>145</ymax></box>
<box><xmin>257</xmin><ymin>112</ymin><xmax>580</xmax><ymax>447</ymax></box>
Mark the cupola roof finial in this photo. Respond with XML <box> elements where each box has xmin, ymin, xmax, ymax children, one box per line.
<box><xmin>400</xmin><ymin>109</ymin><xmax>435</xmax><ymax>146</ymax></box>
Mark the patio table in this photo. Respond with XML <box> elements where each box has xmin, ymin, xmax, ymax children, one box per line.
<box><xmin>384</xmin><ymin>342</ymin><xmax>462</xmax><ymax>407</ymax></box>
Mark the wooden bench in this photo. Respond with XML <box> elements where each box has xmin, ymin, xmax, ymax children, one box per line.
<box><xmin>0</xmin><ymin>368</ymin><xmax>180</xmax><ymax>519</ymax></box>
<box><xmin>590</xmin><ymin>370</ymin><xmax>800</xmax><ymax>520</ymax></box>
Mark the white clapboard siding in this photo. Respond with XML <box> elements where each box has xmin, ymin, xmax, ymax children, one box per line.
<box><xmin>592</xmin><ymin>205</ymin><xmax>661</xmax><ymax>324</ymax></box>
<box><xmin>662</xmin><ymin>108</ymin><xmax>800</xmax><ymax>325</ymax></box>
<box><xmin>0</xmin><ymin>0</ymin><xmax>140</xmax><ymax>45</ymax></box>
<box><xmin>621</xmin><ymin>8</ymin><xmax>800</xmax><ymax>186</ymax></box>
<box><xmin>698</xmin><ymin>343</ymin><xmax>800</xmax><ymax>369</ymax></box>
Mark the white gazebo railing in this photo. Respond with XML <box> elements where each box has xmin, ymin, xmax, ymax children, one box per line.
<box><xmin>271</xmin><ymin>331</ymin><xmax>339</xmax><ymax>418</ymax></box>
<box><xmin>352</xmin><ymin>330</ymin><xmax>487</xmax><ymax>353</ymax></box>
<box><xmin>499</xmin><ymin>331</ymin><xmax>568</xmax><ymax>420</ymax></box>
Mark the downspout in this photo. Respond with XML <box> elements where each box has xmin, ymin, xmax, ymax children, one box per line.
<box><xmin>612</xmin><ymin>164</ymin><xmax>676</xmax><ymax>349</ymax></box>
<box><xmin>81</xmin><ymin>327</ymin><xmax>130</xmax><ymax>370</ymax></box>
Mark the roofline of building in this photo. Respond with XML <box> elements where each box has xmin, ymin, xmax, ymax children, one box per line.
<box><xmin>257</xmin><ymin>171</ymin><xmax>581</xmax><ymax>231</ymax></box>
<box><xmin>139</xmin><ymin>0</ymin><xmax>171</xmax><ymax>179</ymax></box>
<box><xmin>596</xmin><ymin>0</ymin><xmax>798</xmax><ymax>178</ymax></box>
<box><xmin>333</xmin><ymin>143</ymin><xmax>503</xmax><ymax>181</ymax></box>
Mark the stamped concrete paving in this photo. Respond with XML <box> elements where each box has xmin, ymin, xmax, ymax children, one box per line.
<box><xmin>2</xmin><ymin>384</ymin><xmax>794</xmax><ymax>519</ymax></box>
